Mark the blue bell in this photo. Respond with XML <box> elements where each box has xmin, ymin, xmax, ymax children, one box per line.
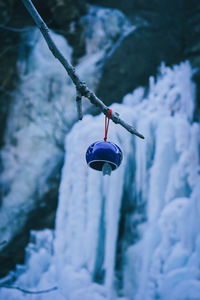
<box><xmin>86</xmin><ymin>141</ymin><xmax>123</xmax><ymax>175</ymax></box>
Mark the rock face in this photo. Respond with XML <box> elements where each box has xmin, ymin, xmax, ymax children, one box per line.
<box><xmin>90</xmin><ymin>0</ymin><xmax>200</xmax><ymax>117</ymax></box>
<box><xmin>93</xmin><ymin>0</ymin><xmax>184</xmax><ymax>105</ymax></box>
<box><xmin>44</xmin><ymin>0</ymin><xmax>87</xmax><ymax>25</ymax></box>
<box><xmin>183</xmin><ymin>1</ymin><xmax>200</xmax><ymax>121</ymax></box>
<box><xmin>0</xmin><ymin>0</ymin><xmax>19</xmax><ymax>148</ymax></box>
<box><xmin>88</xmin><ymin>0</ymin><xmax>181</xmax><ymax>17</ymax></box>
<box><xmin>96</xmin><ymin>26</ymin><xmax>182</xmax><ymax>105</ymax></box>
<box><xmin>0</xmin><ymin>165</ymin><xmax>61</xmax><ymax>278</ymax></box>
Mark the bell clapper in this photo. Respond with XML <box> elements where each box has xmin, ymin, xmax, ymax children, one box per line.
<box><xmin>102</xmin><ymin>162</ymin><xmax>112</xmax><ymax>176</ymax></box>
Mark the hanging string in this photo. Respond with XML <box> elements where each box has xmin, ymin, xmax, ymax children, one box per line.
<box><xmin>104</xmin><ymin>109</ymin><xmax>112</xmax><ymax>142</ymax></box>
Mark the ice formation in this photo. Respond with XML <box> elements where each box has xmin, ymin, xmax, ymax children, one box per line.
<box><xmin>1</xmin><ymin>60</ymin><xmax>199</xmax><ymax>300</ymax></box>
<box><xmin>0</xmin><ymin>3</ymin><xmax>199</xmax><ymax>300</ymax></box>
<box><xmin>0</xmin><ymin>5</ymin><xmax>130</xmax><ymax>249</ymax></box>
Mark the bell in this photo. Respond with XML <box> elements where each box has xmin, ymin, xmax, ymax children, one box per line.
<box><xmin>86</xmin><ymin>141</ymin><xmax>123</xmax><ymax>175</ymax></box>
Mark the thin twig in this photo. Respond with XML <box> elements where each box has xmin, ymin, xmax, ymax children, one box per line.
<box><xmin>21</xmin><ymin>0</ymin><xmax>144</xmax><ymax>139</ymax></box>
<box><xmin>0</xmin><ymin>284</ymin><xmax>58</xmax><ymax>294</ymax></box>
<box><xmin>0</xmin><ymin>241</ymin><xmax>7</xmax><ymax>247</ymax></box>
<box><xmin>0</xmin><ymin>24</ymin><xmax>33</xmax><ymax>32</ymax></box>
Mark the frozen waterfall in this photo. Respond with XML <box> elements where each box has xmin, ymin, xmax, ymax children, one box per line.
<box><xmin>0</xmin><ymin>5</ymin><xmax>131</xmax><ymax>253</ymax></box>
<box><xmin>0</xmin><ymin>61</ymin><xmax>200</xmax><ymax>300</ymax></box>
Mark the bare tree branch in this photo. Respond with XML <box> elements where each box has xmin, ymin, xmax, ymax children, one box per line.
<box><xmin>20</xmin><ymin>0</ymin><xmax>144</xmax><ymax>139</ymax></box>
<box><xmin>0</xmin><ymin>284</ymin><xmax>58</xmax><ymax>294</ymax></box>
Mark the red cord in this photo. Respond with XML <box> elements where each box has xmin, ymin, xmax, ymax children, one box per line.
<box><xmin>104</xmin><ymin>109</ymin><xmax>112</xmax><ymax>142</ymax></box>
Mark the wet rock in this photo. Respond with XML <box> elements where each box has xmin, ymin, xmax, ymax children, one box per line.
<box><xmin>0</xmin><ymin>164</ymin><xmax>61</xmax><ymax>278</ymax></box>
<box><xmin>46</xmin><ymin>0</ymin><xmax>87</xmax><ymax>26</ymax></box>
<box><xmin>90</xmin><ymin>0</ymin><xmax>200</xmax><ymax>118</ymax></box>
<box><xmin>0</xmin><ymin>1</ymin><xmax>21</xmax><ymax>148</ymax></box>
<box><xmin>183</xmin><ymin>1</ymin><xmax>200</xmax><ymax>121</ymax></box>
<box><xmin>96</xmin><ymin>26</ymin><xmax>182</xmax><ymax>106</ymax></box>
<box><xmin>88</xmin><ymin>0</ymin><xmax>183</xmax><ymax>22</ymax></box>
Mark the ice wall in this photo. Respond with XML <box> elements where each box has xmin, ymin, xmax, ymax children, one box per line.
<box><xmin>123</xmin><ymin>63</ymin><xmax>200</xmax><ymax>300</ymax></box>
<box><xmin>0</xmin><ymin>28</ymin><xmax>72</xmax><ymax>247</ymax></box>
<box><xmin>54</xmin><ymin>61</ymin><xmax>200</xmax><ymax>300</ymax></box>
<box><xmin>0</xmin><ymin>64</ymin><xmax>199</xmax><ymax>299</ymax></box>
<box><xmin>0</xmin><ymin>5</ymin><xmax>131</xmax><ymax>250</ymax></box>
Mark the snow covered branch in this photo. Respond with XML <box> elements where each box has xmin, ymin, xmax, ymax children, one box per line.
<box><xmin>21</xmin><ymin>0</ymin><xmax>144</xmax><ymax>139</ymax></box>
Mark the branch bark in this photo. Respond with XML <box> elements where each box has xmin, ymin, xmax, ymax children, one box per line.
<box><xmin>76</xmin><ymin>91</ymin><xmax>83</xmax><ymax>120</ymax></box>
<box><xmin>21</xmin><ymin>0</ymin><xmax>144</xmax><ymax>139</ymax></box>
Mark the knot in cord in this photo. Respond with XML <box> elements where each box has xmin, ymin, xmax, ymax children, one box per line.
<box><xmin>104</xmin><ymin>109</ymin><xmax>112</xmax><ymax>142</ymax></box>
